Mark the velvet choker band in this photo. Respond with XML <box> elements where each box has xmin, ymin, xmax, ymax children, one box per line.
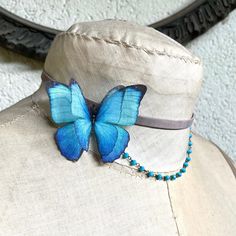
<box><xmin>41</xmin><ymin>71</ymin><xmax>194</xmax><ymax>130</ymax></box>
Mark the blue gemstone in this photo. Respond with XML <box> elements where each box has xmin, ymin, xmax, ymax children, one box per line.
<box><xmin>164</xmin><ymin>175</ymin><xmax>170</xmax><ymax>181</ymax></box>
<box><xmin>187</xmin><ymin>149</ymin><xmax>192</xmax><ymax>154</ymax></box>
<box><xmin>130</xmin><ymin>160</ymin><xmax>137</xmax><ymax>166</ymax></box>
<box><xmin>186</xmin><ymin>157</ymin><xmax>191</xmax><ymax>162</ymax></box>
<box><xmin>139</xmin><ymin>166</ymin><xmax>145</xmax><ymax>172</ymax></box>
<box><xmin>156</xmin><ymin>174</ymin><xmax>162</xmax><ymax>180</ymax></box>
<box><xmin>123</xmin><ymin>152</ymin><xmax>129</xmax><ymax>159</ymax></box>
<box><xmin>176</xmin><ymin>172</ymin><xmax>182</xmax><ymax>178</ymax></box>
<box><xmin>189</xmin><ymin>133</ymin><xmax>193</xmax><ymax>138</ymax></box>
<box><xmin>188</xmin><ymin>141</ymin><xmax>193</xmax><ymax>146</ymax></box>
<box><xmin>183</xmin><ymin>162</ymin><xmax>189</xmax><ymax>168</ymax></box>
<box><xmin>180</xmin><ymin>168</ymin><xmax>186</xmax><ymax>173</ymax></box>
<box><xmin>170</xmin><ymin>175</ymin><xmax>176</xmax><ymax>181</ymax></box>
<box><xmin>147</xmin><ymin>171</ymin><xmax>154</xmax><ymax>177</ymax></box>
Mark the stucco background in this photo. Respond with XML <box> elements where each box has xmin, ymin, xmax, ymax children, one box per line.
<box><xmin>0</xmin><ymin>0</ymin><xmax>235</xmax><ymax>161</ymax></box>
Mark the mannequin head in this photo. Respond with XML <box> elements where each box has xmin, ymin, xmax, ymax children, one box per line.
<box><xmin>36</xmin><ymin>19</ymin><xmax>202</xmax><ymax>172</ymax></box>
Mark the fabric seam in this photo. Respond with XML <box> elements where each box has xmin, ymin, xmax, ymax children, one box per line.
<box><xmin>55</xmin><ymin>32</ymin><xmax>201</xmax><ymax>65</ymax></box>
<box><xmin>167</xmin><ymin>182</ymin><xmax>181</xmax><ymax>236</ymax></box>
<box><xmin>0</xmin><ymin>97</ymin><xmax>46</xmax><ymax>128</ymax></box>
<box><xmin>0</xmin><ymin>105</ymin><xmax>35</xmax><ymax>128</ymax></box>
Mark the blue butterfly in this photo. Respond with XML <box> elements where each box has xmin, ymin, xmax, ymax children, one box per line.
<box><xmin>47</xmin><ymin>79</ymin><xmax>147</xmax><ymax>163</ymax></box>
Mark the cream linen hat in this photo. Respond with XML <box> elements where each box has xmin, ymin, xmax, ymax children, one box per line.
<box><xmin>0</xmin><ymin>20</ymin><xmax>235</xmax><ymax>236</ymax></box>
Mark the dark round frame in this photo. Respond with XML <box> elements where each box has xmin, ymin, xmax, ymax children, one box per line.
<box><xmin>0</xmin><ymin>0</ymin><xmax>235</xmax><ymax>61</ymax></box>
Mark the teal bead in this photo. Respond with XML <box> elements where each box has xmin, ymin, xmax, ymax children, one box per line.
<box><xmin>187</xmin><ymin>149</ymin><xmax>192</xmax><ymax>154</ymax></box>
<box><xmin>164</xmin><ymin>175</ymin><xmax>170</xmax><ymax>181</ymax></box>
<box><xmin>122</xmin><ymin>137</ymin><xmax>193</xmax><ymax>183</ymax></box>
<box><xmin>176</xmin><ymin>172</ymin><xmax>182</xmax><ymax>178</ymax></box>
<box><xmin>123</xmin><ymin>152</ymin><xmax>129</xmax><ymax>159</ymax></box>
<box><xmin>147</xmin><ymin>171</ymin><xmax>154</xmax><ymax>177</ymax></box>
<box><xmin>156</xmin><ymin>174</ymin><xmax>163</xmax><ymax>180</ymax></box>
<box><xmin>170</xmin><ymin>175</ymin><xmax>176</xmax><ymax>181</ymax></box>
<box><xmin>139</xmin><ymin>166</ymin><xmax>145</xmax><ymax>172</ymax></box>
<box><xmin>186</xmin><ymin>157</ymin><xmax>191</xmax><ymax>162</ymax></box>
<box><xmin>183</xmin><ymin>162</ymin><xmax>189</xmax><ymax>168</ymax></box>
<box><xmin>130</xmin><ymin>160</ymin><xmax>137</xmax><ymax>166</ymax></box>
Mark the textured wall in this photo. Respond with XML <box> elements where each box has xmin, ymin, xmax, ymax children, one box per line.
<box><xmin>0</xmin><ymin>0</ymin><xmax>235</xmax><ymax>161</ymax></box>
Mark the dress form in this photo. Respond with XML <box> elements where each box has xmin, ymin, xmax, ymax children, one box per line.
<box><xmin>0</xmin><ymin>20</ymin><xmax>235</xmax><ymax>236</ymax></box>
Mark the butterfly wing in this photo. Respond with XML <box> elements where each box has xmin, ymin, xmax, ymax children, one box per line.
<box><xmin>94</xmin><ymin>85</ymin><xmax>146</xmax><ymax>163</ymax></box>
<box><xmin>94</xmin><ymin>122</ymin><xmax>130</xmax><ymax>163</ymax></box>
<box><xmin>96</xmin><ymin>85</ymin><xmax>147</xmax><ymax>126</ymax></box>
<box><xmin>47</xmin><ymin>82</ymin><xmax>78</xmax><ymax>124</ymax></box>
<box><xmin>48</xmin><ymin>80</ymin><xmax>92</xmax><ymax>161</ymax></box>
<box><xmin>69</xmin><ymin>80</ymin><xmax>92</xmax><ymax>152</ymax></box>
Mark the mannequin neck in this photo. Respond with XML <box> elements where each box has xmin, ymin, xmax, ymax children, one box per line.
<box><xmin>32</xmin><ymin>77</ymin><xmax>190</xmax><ymax>175</ymax></box>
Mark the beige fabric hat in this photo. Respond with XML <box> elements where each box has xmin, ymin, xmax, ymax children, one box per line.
<box><xmin>0</xmin><ymin>20</ymin><xmax>235</xmax><ymax>236</ymax></box>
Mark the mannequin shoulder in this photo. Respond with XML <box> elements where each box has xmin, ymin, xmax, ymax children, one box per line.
<box><xmin>0</xmin><ymin>96</ymin><xmax>52</xmax><ymax>145</ymax></box>
<box><xmin>191</xmin><ymin>134</ymin><xmax>236</xmax><ymax>176</ymax></box>
<box><xmin>168</xmin><ymin>134</ymin><xmax>236</xmax><ymax>236</ymax></box>
<box><xmin>0</xmin><ymin>96</ymin><xmax>34</xmax><ymax>128</ymax></box>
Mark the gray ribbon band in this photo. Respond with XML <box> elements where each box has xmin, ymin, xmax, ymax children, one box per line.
<box><xmin>42</xmin><ymin>71</ymin><xmax>194</xmax><ymax>130</ymax></box>
<box><xmin>135</xmin><ymin>114</ymin><xmax>194</xmax><ymax>130</ymax></box>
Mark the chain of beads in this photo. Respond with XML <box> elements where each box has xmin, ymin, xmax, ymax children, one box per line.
<box><xmin>122</xmin><ymin>130</ymin><xmax>193</xmax><ymax>181</ymax></box>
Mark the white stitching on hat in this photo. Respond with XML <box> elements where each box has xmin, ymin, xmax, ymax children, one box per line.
<box><xmin>55</xmin><ymin>32</ymin><xmax>201</xmax><ymax>65</ymax></box>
